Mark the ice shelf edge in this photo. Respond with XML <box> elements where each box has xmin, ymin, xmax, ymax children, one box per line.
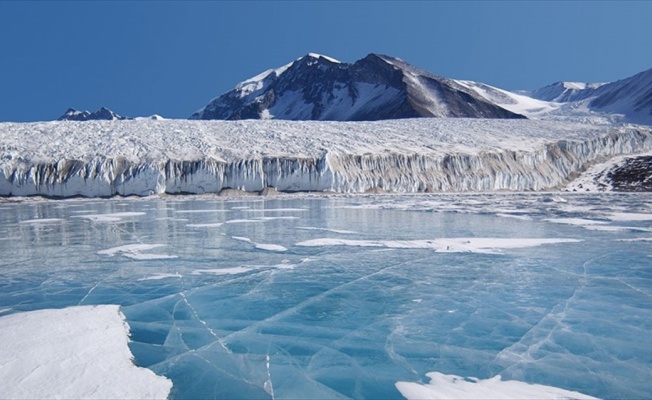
<box><xmin>1</xmin><ymin>129</ymin><xmax>651</xmax><ymax>198</ymax></box>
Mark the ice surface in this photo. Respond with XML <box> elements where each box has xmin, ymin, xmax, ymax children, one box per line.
<box><xmin>1</xmin><ymin>119</ymin><xmax>651</xmax><ymax>197</ymax></box>
<box><xmin>1</xmin><ymin>194</ymin><xmax>651</xmax><ymax>399</ymax></box>
<box><xmin>0</xmin><ymin>305</ymin><xmax>171</xmax><ymax>399</ymax></box>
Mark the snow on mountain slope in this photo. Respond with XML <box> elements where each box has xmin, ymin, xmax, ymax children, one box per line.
<box><xmin>454</xmin><ymin>80</ymin><xmax>559</xmax><ymax>118</ymax></box>
<box><xmin>190</xmin><ymin>53</ymin><xmax>525</xmax><ymax>121</ymax></box>
<box><xmin>1</xmin><ymin>119</ymin><xmax>651</xmax><ymax>197</ymax></box>
<box><xmin>587</xmin><ymin>68</ymin><xmax>652</xmax><ymax>125</ymax></box>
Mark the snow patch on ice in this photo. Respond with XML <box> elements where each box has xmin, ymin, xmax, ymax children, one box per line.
<box><xmin>297</xmin><ymin>226</ymin><xmax>359</xmax><ymax>234</ymax></box>
<box><xmin>608</xmin><ymin>212</ymin><xmax>652</xmax><ymax>221</ymax></box>
<box><xmin>254</xmin><ymin>243</ymin><xmax>288</xmax><ymax>252</ymax></box>
<box><xmin>192</xmin><ymin>266</ymin><xmax>253</xmax><ymax>276</ymax></box>
<box><xmin>98</xmin><ymin>244</ymin><xmax>177</xmax><ymax>260</ymax></box>
<box><xmin>77</xmin><ymin>212</ymin><xmax>146</xmax><ymax>222</ymax></box>
<box><xmin>296</xmin><ymin>238</ymin><xmax>580</xmax><ymax>254</ymax></box>
<box><xmin>544</xmin><ymin>218</ymin><xmax>609</xmax><ymax>226</ymax></box>
<box><xmin>186</xmin><ymin>222</ymin><xmax>224</xmax><ymax>228</ymax></box>
<box><xmin>19</xmin><ymin>218</ymin><xmax>63</xmax><ymax>224</ymax></box>
<box><xmin>225</xmin><ymin>218</ymin><xmax>266</xmax><ymax>224</ymax></box>
<box><xmin>138</xmin><ymin>272</ymin><xmax>182</xmax><ymax>281</ymax></box>
<box><xmin>243</xmin><ymin>208</ymin><xmax>308</xmax><ymax>212</ymax></box>
<box><xmin>175</xmin><ymin>210</ymin><xmax>231</xmax><ymax>214</ymax></box>
<box><xmin>396</xmin><ymin>371</ymin><xmax>597</xmax><ymax>400</ymax></box>
<box><xmin>0</xmin><ymin>305</ymin><xmax>172</xmax><ymax>399</ymax></box>
<box><xmin>232</xmin><ymin>236</ymin><xmax>287</xmax><ymax>252</ymax></box>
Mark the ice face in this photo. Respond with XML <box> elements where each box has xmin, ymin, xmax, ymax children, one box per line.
<box><xmin>0</xmin><ymin>193</ymin><xmax>651</xmax><ymax>399</ymax></box>
<box><xmin>1</xmin><ymin>119</ymin><xmax>652</xmax><ymax>197</ymax></box>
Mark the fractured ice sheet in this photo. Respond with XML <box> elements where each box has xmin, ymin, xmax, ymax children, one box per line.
<box><xmin>2</xmin><ymin>194</ymin><xmax>652</xmax><ymax>399</ymax></box>
<box><xmin>0</xmin><ymin>305</ymin><xmax>171</xmax><ymax>399</ymax></box>
<box><xmin>396</xmin><ymin>372</ymin><xmax>597</xmax><ymax>400</ymax></box>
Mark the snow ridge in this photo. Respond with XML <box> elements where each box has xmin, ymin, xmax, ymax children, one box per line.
<box><xmin>1</xmin><ymin>119</ymin><xmax>651</xmax><ymax>197</ymax></box>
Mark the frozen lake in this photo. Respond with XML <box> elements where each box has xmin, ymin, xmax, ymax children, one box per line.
<box><xmin>1</xmin><ymin>193</ymin><xmax>651</xmax><ymax>399</ymax></box>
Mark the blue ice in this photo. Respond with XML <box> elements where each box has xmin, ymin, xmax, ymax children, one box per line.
<box><xmin>0</xmin><ymin>193</ymin><xmax>651</xmax><ymax>399</ymax></box>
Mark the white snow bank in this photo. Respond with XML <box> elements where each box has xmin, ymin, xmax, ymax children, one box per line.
<box><xmin>1</xmin><ymin>119</ymin><xmax>651</xmax><ymax>197</ymax></box>
<box><xmin>296</xmin><ymin>237</ymin><xmax>580</xmax><ymax>254</ymax></box>
<box><xmin>0</xmin><ymin>305</ymin><xmax>172</xmax><ymax>399</ymax></box>
<box><xmin>396</xmin><ymin>371</ymin><xmax>597</xmax><ymax>400</ymax></box>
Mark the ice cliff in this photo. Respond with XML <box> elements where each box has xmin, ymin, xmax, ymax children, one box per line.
<box><xmin>1</xmin><ymin>119</ymin><xmax>651</xmax><ymax>197</ymax></box>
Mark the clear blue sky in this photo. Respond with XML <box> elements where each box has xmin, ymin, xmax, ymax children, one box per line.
<box><xmin>1</xmin><ymin>1</ymin><xmax>651</xmax><ymax>122</ymax></box>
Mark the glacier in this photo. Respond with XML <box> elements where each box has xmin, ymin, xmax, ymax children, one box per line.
<box><xmin>1</xmin><ymin>118</ymin><xmax>651</xmax><ymax>198</ymax></box>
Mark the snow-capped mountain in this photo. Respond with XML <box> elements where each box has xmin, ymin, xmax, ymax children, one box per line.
<box><xmin>191</xmin><ymin>53</ymin><xmax>525</xmax><ymax>121</ymax></box>
<box><xmin>525</xmin><ymin>68</ymin><xmax>652</xmax><ymax>125</ymax></box>
<box><xmin>57</xmin><ymin>107</ymin><xmax>129</xmax><ymax>121</ymax></box>
<box><xmin>523</xmin><ymin>82</ymin><xmax>606</xmax><ymax>103</ymax></box>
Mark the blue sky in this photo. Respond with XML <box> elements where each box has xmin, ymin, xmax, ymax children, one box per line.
<box><xmin>1</xmin><ymin>1</ymin><xmax>651</xmax><ymax>122</ymax></box>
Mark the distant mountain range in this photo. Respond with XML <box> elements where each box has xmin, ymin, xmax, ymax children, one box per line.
<box><xmin>58</xmin><ymin>53</ymin><xmax>652</xmax><ymax>125</ymax></box>
<box><xmin>58</xmin><ymin>107</ymin><xmax>129</xmax><ymax>121</ymax></box>
<box><xmin>522</xmin><ymin>68</ymin><xmax>652</xmax><ymax>124</ymax></box>
<box><xmin>57</xmin><ymin>107</ymin><xmax>165</xmax><ymax>122</ymax></box>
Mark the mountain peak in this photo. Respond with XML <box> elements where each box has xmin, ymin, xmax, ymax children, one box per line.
<box><xmin>190</xmin><ymin>53</ymin><xmax>525</xmax><ymax>121</ymax></box>
<box><xmin>303</xmin><ymin>53</ymin><xmax>341</xmax><ymax>64</ymax></box>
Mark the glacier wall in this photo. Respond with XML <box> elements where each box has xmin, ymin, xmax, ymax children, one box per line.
<box><xmin>1</xmin><ymin>126</ymin><xmax>651</xmax><ymax>198</ymax></box>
